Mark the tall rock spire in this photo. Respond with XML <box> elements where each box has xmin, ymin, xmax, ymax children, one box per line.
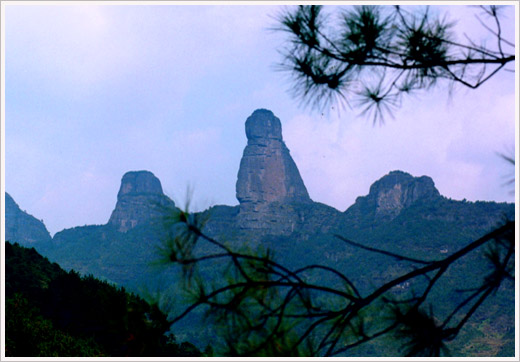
<box><xmin>236</xmin><ymin>109</ymin><xmax>311</xmax><ymax>208</ymax></box>
<box><xmin>108</xmin><ymin>171</ymin><xmax>175</xmax><ymax>232</ymax></box>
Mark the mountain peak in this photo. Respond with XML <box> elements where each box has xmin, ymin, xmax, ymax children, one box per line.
<box><xmin>369</xmin><ymin>170</ymin><xmax>439</xmax><ymax>198</ymax></box>
<box><xmin>235</xmin><ymin>109</ymin><xmax>312</xmax><ymax>231</ymax></box>
<box><xmin>108</xmin><ymin>171</ymin><xmax>175</xmax><ymax>232</ymax></box>
<box><xmin>236</xmin><ymin>109</ymin><xmax>311</xmax><ymax>207</ymax></box>
<box><xmin>348</xmin><ymin>170</ymin><xmax>441</xmax><ymax>220</ymax></box>
<box><xmin>117</xmin><ymin>170</ymin><xmax>164</xmax><ymax>199</ymax></box>
<box><xmin>245</xmin><ymin>109</ymin><xmax>283</xmax><ymax>142</ymax></box>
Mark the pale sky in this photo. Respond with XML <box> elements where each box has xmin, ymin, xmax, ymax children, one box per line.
<box><xmin>3</xmin><ymin>3</ymin><xmax>517</xmax><ymax>235</ymax></box>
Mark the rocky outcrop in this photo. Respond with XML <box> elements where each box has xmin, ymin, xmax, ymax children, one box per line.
<box><xmin>5</xmin><ymin>192</ymin><xmax>52</xmax><ymax>245</ymax></box>
<box><xmin>108</xmin><ymin>171</ymin><xmax>175</xmax><ymax>232</ymax></box>
<box><xmin>371</xmin><ymin>170</ymin><xmax>440</xmax><ymax>217</ymax></box>
<box><xmin>346</xmin><ymin>171</ymin><xmax>441</xmax><ymax>221</ymax></box>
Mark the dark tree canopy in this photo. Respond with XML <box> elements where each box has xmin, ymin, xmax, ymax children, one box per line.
<box><xmin>5</xmin><ymin>242</ymin><xmax>202</xmax><ymax>357</ymax></box>
<box><xmin>276</xmin><ymin>5</ymin><xmax>515</xmax><ymax>122</ymax></box>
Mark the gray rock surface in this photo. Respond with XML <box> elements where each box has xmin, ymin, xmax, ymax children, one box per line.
<box><xmin>108</xmin><ymin>171</ymin><xmax>175</xmax><ymax>232</ymax></box>
<box><xmin>117</xmin><ymin>170</ymin><xmax>164</xmax><ymax>198</ymax></box>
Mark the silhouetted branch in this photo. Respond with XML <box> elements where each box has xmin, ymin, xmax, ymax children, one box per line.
<box><xmin>164</xmin><ymin>204</ymin><xmax>514</xmax><ymax>356</ymax></box>
<box><xmin>276</xmin><ymin>5</ymin><xmax>514</xmax><ymax>117</ymax></box>
<box><xmin>335</xmin><ymin>234</ymin><xmax>434</xmax><ymax>264</ymax></box>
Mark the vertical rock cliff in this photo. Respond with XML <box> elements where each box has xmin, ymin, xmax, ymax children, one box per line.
<box><xmin>108</xmin><ymin>171</ymin><xmax>175</xmax><ymax>232</ymax></box>
<box><xmin>234</xmin><ymin>109</ymin><xmax>324</xmax><ymax>234</ymax></box>
<box><xmin>236</xmin><ymin>109</ymin><xmax>311</xmax><ymax>208</ymax></box>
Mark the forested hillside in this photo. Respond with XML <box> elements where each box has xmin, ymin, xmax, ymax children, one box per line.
<box><xmin>5</xmin><ymin>242</ymin><xmax>202</xmax><ymax>357</ymax></box>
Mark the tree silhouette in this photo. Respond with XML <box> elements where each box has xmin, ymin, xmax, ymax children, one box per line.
<box><xmin>162</xmin><ymin>5</ymin><xmax>515</xmax><ymax>357</ymax></box>
<box><xmin>276</xmin><ymin>5</ymin><xmax>514</xmax><ymax>122</ymax></box>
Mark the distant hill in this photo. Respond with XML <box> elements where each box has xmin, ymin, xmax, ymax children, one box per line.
<box><xmin>4</xmin><ymin>109</ymin><xmax>515</xmax><ymax>356</ymax></box>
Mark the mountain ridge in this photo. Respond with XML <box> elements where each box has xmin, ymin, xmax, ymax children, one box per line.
<box><xmin>6</xmin><ymin>108</ymin><xmax>514</xmax><ymax>253</ymax></box>
<box><xmin>4</xmin><ymin>108</ymin><xmax>515</xmax><ymax>356</ymax></box>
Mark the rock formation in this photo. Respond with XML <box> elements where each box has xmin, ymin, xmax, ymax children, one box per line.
<box><xmin>370</xmin><ymin>171</ymin><xmax>440</xmax><ymax>216</ymax></box>
<box><xmin>5</xmin><ymin>192</ymin><xmax>52</xmax><ymax>245</ymax></box>
<box><xmin>346</xmin><ymin>170</ymin><xmax>441</xmax><ymax>221</ymax></box>
<box><xmin>236</xmin><ymin>109</ymin><xmax>311</xmax><ymax>207</ymax></box>
<box><xmin>108</xmin><ymin>171</ymin><xmax>175</xmax><ymax>232</ymax></box>
<box><xmin>234</xmin><ymin>109</ymin><xmax>314</xmax><ymax>232</ymax></box>
<box><xmin>4</xmin><ymin>124</ymin><xmax>516</xmax><ymax>356</ymax></box>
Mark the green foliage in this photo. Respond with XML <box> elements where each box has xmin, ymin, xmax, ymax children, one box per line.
<box><xmin>392</xmin><ymin>304</ymin><xmax>450</xmax><ymax>356</ymax></box>
<box><xmin>5</xmin><ymin>242</ymin><xmax>201</xmax><ymax>357</ymax></box>
<box><xmin>16</xmin><ymin>185</ymin><xmax>513</xmax><ymax>356</ymax></box>
<box><xmin>6</xmin><ymin>294</ymin><xmax>103</xmax><ymax>357</ymax></box>
<box><xmin>13</xmin><ymin>180</ymin><xmax>513</xmax><ymax>356</ymax></box>
<box><xmin>163</xmin><ymin>205</ymin><xmax>514</xmax><ymax>357</ymax></box>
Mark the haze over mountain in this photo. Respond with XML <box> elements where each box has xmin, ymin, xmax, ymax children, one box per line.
<box><xmin>5</xmin><ymin>109</ymin><xmax>515</xmax><ymax>356</ymax></box>
<box><xmin>5</xmin><ymin>192</ymin><xmax>52</xmax><ymax>245</ymax></box>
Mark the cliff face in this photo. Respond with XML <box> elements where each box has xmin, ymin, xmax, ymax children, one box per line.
<box><xmin>236</xmin><ymin>109</ymin><xmax>311</xmax><ymax>207</ymax></box>
<box><xmin>346</xmin><ymin>171</ymin><xmax>442</xmax><ymax>221</ymax></box>
<box><xmin>5</xmin><ymin>192</ymin><xmax>52</xmax><ymax>245</ymax></box>
<box><xmin>371</xmin><ymin>171</ymin><xmax>440</xmax><ymax>218</ymax></box>
<box><xmin>108</xmin><ymin>171</ymin><xmax>176</xmax><ymax>232</ymax></box>
<box><xmin>234</xmin><ymin>109</ymin><xmax>317</xmax><ymax>233</ymax></box>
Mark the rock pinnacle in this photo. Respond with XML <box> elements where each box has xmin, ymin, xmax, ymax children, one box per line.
<box><xmin>236</xmin><ymin>109</ymin><xmax>311</xmax><ymax>208</ymax></box>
